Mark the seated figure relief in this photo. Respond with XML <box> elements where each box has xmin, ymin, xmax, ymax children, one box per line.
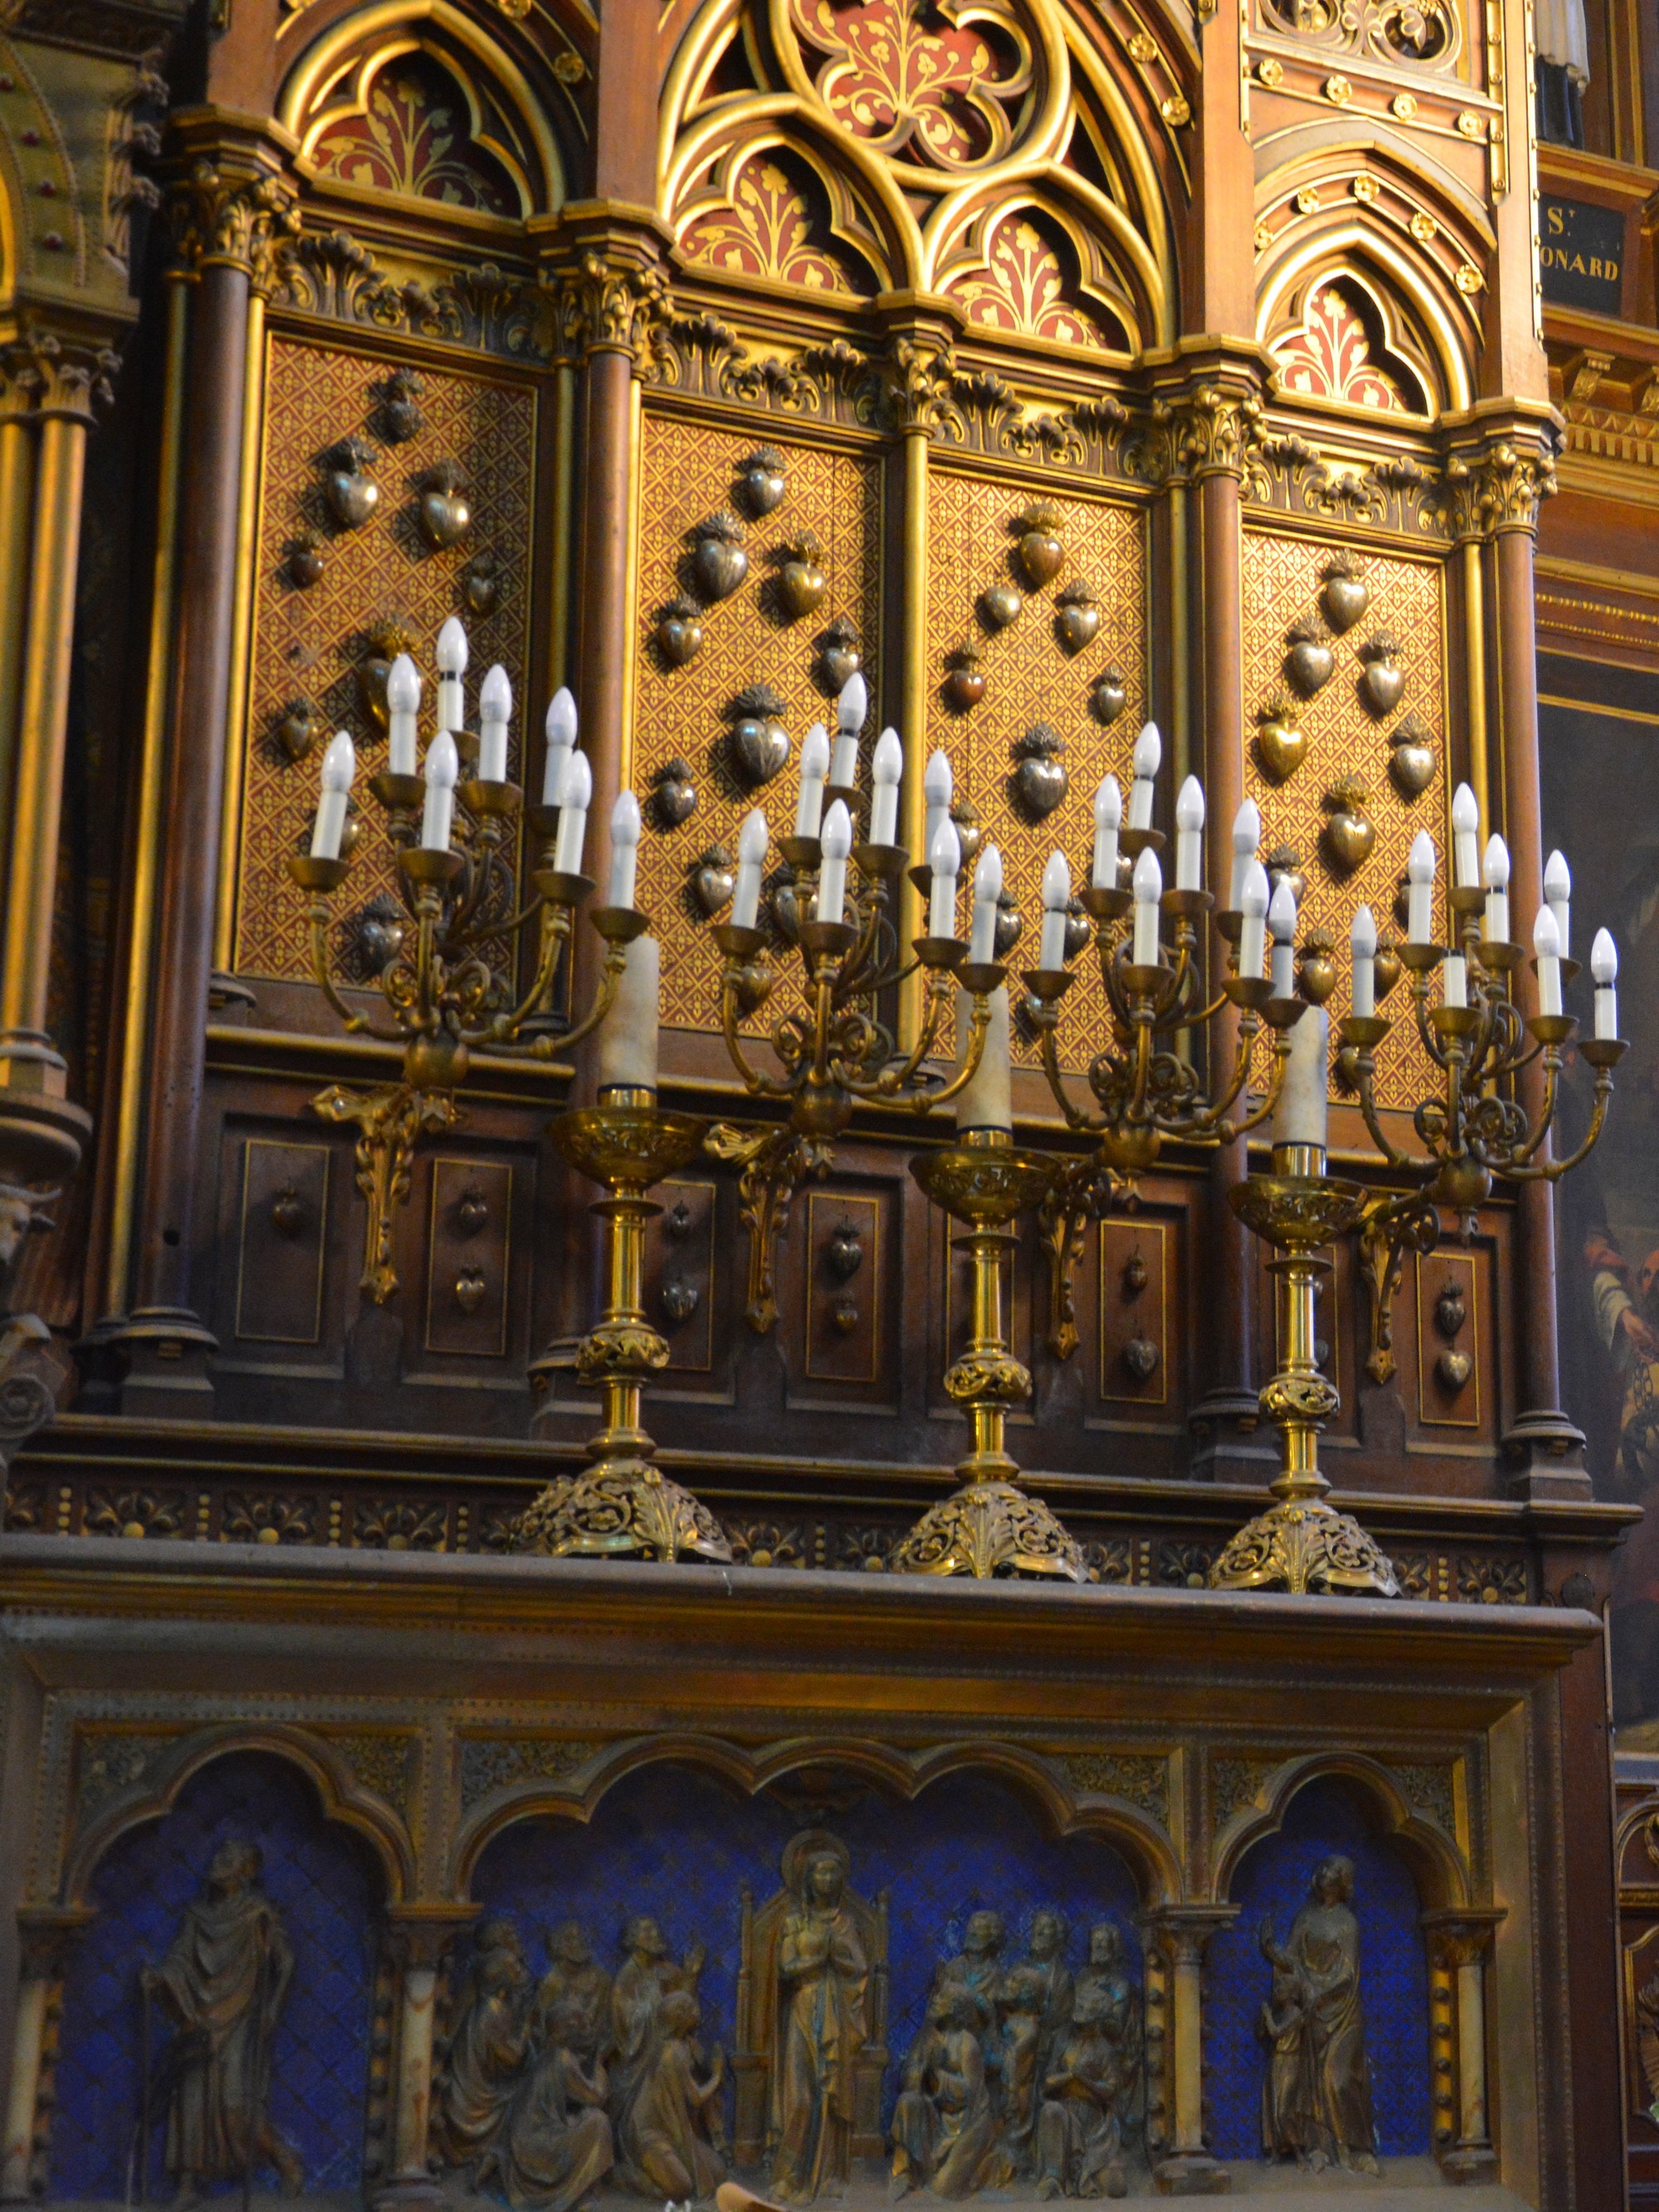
<box><xmin>889</xmin><ymin>1981</ymin><xmax>999</xmax><ymax>2200</ymax></box>
<box><xmin>1258</xmin><ymin>1854</ymin><xmax>1380</xmax><ymax>2178</ymax></box>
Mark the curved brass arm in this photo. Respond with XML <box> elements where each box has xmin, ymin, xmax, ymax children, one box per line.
<box><xmin>1351</xmin><ymin>1052</ymin><xmax>1423</xmax><ymax>1174</ymax></box>
<box><xmin>552</xmin><ymin>933</ymin><xmax>628</xmax><ymax>1057</ymax></box>
<box><xmin>854</xmin><ymin>970</ymin><xmax>952</xmax><ymax>1097</ymax></box>
<box><xmin>900</xmin><ymin>987</ymin><xmax>992</xmax><ymax>1110</ymax></box>
<box><xmin>468</xmin><ymin>905</ymin><xmax>571</xmax><ymax>1048</ymax></box>
<box><xmin>1164</xmin><ymin>1010</ymin><xmax>1258</xmax><ymax>1139</ymax></box>
<box><xmin>1224</xmin><ymin>1029</ymin><xmax>1290</xmax><ymax>1140</ymax></box>
<box><xmin>305</xmin><ymin>904</ymin><xmax>405</xmax><ymax>1043</ymax></box>
<box><xmin>1503</xmin><ymin>1050</ymin><xmax>1561</xmax><ymax>1169</ymax></box>
<box><xmin>1530</xmin><ymin>1070</ymin><xmax>1614</xmax><ymax>1181</ymax></box>
<box><xmin>1034</xmin><ymin>1013</ymin><xmax>1105</xmax><ymax>1133</ymax></box>
<box><xmin>718</xmin><ymin>967</ymin><xmax>798</xmax><ymax>1099</ymax></box>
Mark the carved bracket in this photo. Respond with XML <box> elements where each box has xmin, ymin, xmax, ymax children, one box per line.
<box><xmin>703</xmin><ymin>1123</ymin><xmax>832</xmax><ymax>1334</ymax></box>
<box><xmin>1356</xmin><ymin>1189</ymin><xmax>1442</xmax><ymax>1385</ymax></box>
<box><xmin>310</xmin><ymin>1081</ymin><xmax>463</xmax><ymax>1303</ymax></box>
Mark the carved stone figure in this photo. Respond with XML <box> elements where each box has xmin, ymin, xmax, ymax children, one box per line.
<box><xmin>533</xmin><ymin>1921</ymin><xmax>612</xmax><ymax>2060</ymax></box>
<box><xmin>772</xmin><ymin>1838</ymin><xmax>872</xmax><ymax>2198</ymax></box>
<box><xmin>888</xmin><ymin>1981</ymin><xmax>997</xmax><ymax>2200</ymax></box>
<box><xmin>1034</xmin><ymin>1986</ymin><xmax>1127</xmax><ymax>2201</ymax></box>
<box><xmin>616</xmin><ymin>1986</ymin><xmax>727</xmax><ymax>2197</ymax></box>
<box><xmin>732</xmin><ymin>1828</ymin><xmax>888</xmax><ymax>2193</ymax></box>
<box><xmin>433</xmin><ymin>1918</ymin><xmax>531</xmax><ymax>2184</ymax></box>
<box><xmin>995</xmin><ymin>1962</ymin><xmax>1048</xmax><ymax>2166</ymax></box>
<box><xmin>501</xmin><ymin>1996</ymin><xmax>615</xmax><ymax>2212</ymax></box>
<box><xmin>146</xmin><ymin>1838</ymin><xmax>303</xmax><ymax>2202</ymax></box>
<box><xmin>1258</xmin><ymin>1855</ymin><xmax>1380</xmax><ymax>2176</ymax></box>
<box><xmin>940</xmin><ymin>1910</ymin><xmax>1006</xmax><ymax>2035</ymax></box>
<box><xmin>609</xmin><ymin>1914</ymin><xmax>705</xmax><ymax>2142</ymax></box>
<box><xmin>1022</xmin><ymin>1910</ymin><xmax>1075</xmax><ymax>2081</ymax></box>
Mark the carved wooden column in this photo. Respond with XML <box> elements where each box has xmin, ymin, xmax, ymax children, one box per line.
<box><xmin>372</xmin><ymin>1908</ymin><xmax>474</xmax><ymax>2210</ymax></box>
<box><xmin>0</xmin><ymin>1907</ymin><xmax>92</xmax><ymax>2203</ymax></box>
<box><xmin>1177</xmin><ymin>359</ymin><xmax>1276</xmax><ymax>1484</ymax></box>
<box><xmin>103</xmin><ymin>115</ymin><xmax>294</xmax><ymax>1409</ymax></box>
<box><xmin>1423</xmin><ymin>1909</ymin><xmax>1503</xmax><ymax>2182</ymax></box>
<box><xmin>0</xmin><ymin>327</ymin><xmax>114</xmax><ymax>1433</ymax></box>
<box><xmin>1141</xmin><ymin>1904</ymin><xmax>1235</xmax><ymax>2195</ymax></box>
<box><xmin>1473</xmin><ymin>423</ymin><xmax>1588</xmax><ymax>1493</ymax></box>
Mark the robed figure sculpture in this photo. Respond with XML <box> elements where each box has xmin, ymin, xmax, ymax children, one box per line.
<box><xmin>144</xmin><ymin>1838</ymin><xmax>304</xmax><ymax>2200</ymax></box>
<box><xmin>732</xmin><ymin>1829</ymin><xmax>889</xmax><ymax>2200</ymax></box>
<box><xmin>1258</xmin><ymin>1855</ymin><xmax>1380</xmax><ymax>2177</ymax></box>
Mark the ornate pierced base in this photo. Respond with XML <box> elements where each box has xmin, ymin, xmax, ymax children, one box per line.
<box><xmin>1208</xmin><ymin>1495</ymin><xmax>1401</xmax><ymax>1597</ymax></box>
<box><xmin>513</xmin><ymin>1457</ymin><xmax>732</xmax><ymax>1563</ymax></box>
<box><xmin>888</xmin><ymin>1477</ymin><xmax>1086</xmax><ymax>1582</ymax></box>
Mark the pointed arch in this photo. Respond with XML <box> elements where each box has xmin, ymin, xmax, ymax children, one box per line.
<box><xmin>1258</xmin><ymin>224</ymin><xmax>1477</xmax><ymax>416</ymax></box>
<box><xmin>278</xmin><ymin>0</ymin><xmax>567</xmax><ymax>220</ymax></box>
<box><xmin>61</xmin><ymin>1724</ymin><xmax>415</xmax><ymax>1908</ymax></box>
<box><xmin>673</xmin><ymin>126</ymin><xmax>896</xmax><ymax>295</ymax></box>
<box><xmin>451</xmin><ymin>1733</ymin><xmax>1184</xmax><ymax>1907</ymax></box>
<box><xmin>1212</xmin><ymin>1753</ymin><xmax>1470</xmax><ymax>1911</ymax></box>
<box><xmin>929</xmin><ymin>176</ymin><xmax>1154</xmax><ymax>355</ymax></box>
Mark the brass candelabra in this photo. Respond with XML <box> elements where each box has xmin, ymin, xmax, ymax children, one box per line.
<box><xmin>1022</xmin><ymin>829</ymin><xmax>1304</xmax><ymax>1358</ymax></box>
<box><xmin>289</xmin><ymin>778</ymin><xmax>637</xmax><ymax>1300</ymax></box>
<box><xmin>1338</xmin><ymin>880</ymin><xmax>1625</xmax><ymax>1384</ymax></box>
<box><xmin>888</xmin><ymin>1131</ymin><xmax>1084</xmax><ymax>1581</ymax></box>
<box><xmin>1207</xmin><ymin>1148</ymin><xmax>1401</xmax><ymax>1597</ymax></box>
<box><xmin>707</xmin><ymin>807</ymin><xmax>1000</xmax><ymax>1333</ymax></box>
<box><xmin>512</xmin><ymin>1094</ymin><xmax>731</xmax><ymax>1563</ymax></box>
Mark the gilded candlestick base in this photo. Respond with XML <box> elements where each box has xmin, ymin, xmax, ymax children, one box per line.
<box><xmin>513</xmin><ymin>1104</ymin><xmax>732</xmax><ymax>1566</ymax></box>
<box><xmin>1209</xmin><ymin>1171</ymin><xmax>1400</xmax><ymax>1600</ymax></box>
<box><xmin>890</xmin><ymin>1139</ymin><xmax>1085</xmax><ymax>1582</ymax></box>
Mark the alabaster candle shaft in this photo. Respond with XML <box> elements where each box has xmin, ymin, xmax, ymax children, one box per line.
<box><xmin>597</xmin><ymin>934</ymin><xmax>661</xmax><ymax>1095</ymax></box>
<box><xmin>1272</xmin><ymin>1005</ymin><xmax>1328</xmax><ymax>1152</ymax></box>
<box><xmin>956</xmin><ymin>983</ymin><xmax>1012</xmax><ymax>1134</ymax></box>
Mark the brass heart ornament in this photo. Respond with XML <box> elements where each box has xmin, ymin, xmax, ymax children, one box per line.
<box><xmin>1254</xmin><ymin>695</ymin><xmax>1306</xmax><ymax>784</ymax></box>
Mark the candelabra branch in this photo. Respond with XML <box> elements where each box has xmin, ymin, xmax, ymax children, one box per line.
<box><xmin>288</xmin><ymin>793</ymin><xmax>640</xmax><ymax>1301</ymax></box>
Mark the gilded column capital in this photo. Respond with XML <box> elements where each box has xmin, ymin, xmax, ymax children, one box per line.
<box><xmin>383</xmin><ymin>1905</ymin><xmax>478</xmax><ymax>1975</ymax></box>
<box><xmin>540</xmin><ymin>207</ymin><xmax>674</xmax><ymax>368</ymax></box>
<box><xmin>13</xmin><ymin>1905</ymin><xmax>96</xmax><ymax>1982</ymax></box>
<box><xmin>162</xmin><ymin>113</ymin><xmax>300</xmax><ymax>291</ymax></box>
<box><xmin>1420</xmin><ymin>1906</ymin><xmax>1504</xmax><ymax>1968</ymax></box>
<box><xmin>1137</xmin><ymin>1902</ymin><xmax>1238</xmax><ymax>1965</ymax></box>
<box><xmin>1441</xmin><ymin>414</ymin><xmax>1561</xmax><ymax>540</ymax></box>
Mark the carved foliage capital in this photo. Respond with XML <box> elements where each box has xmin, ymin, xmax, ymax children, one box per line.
<box><xmin>1125</xmin><ymin>380</ymin><xmax>1268</xmax><ymax>486</ymax></box>
<box><xmin>1443</xmin><ymin>439</ymin><xmax>1558</xmax><ymax>540</ymax></box>
<box><xmin>557</xmin><ymin>249</ymin><xmax>670</xmax><ymax>363</ymax></box>
<box><xmin>168</xmin><ymin>156</ymin><xmax>300</xmax><ymax>290</ymax></box>
<box><xmin>880</xmin><ymin>333</ymin><xmax>961</xmax><ymax>432</ymax></box>
<box><xmin>0</xmin><ymin>332</ymin><xmax>119</xmax><ymax>422</ymax></box>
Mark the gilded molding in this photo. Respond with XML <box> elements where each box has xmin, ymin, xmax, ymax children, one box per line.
<box><xmin>0</xmin><ymin>328</ymin><xmax>119</xmax><ymax>422</ymax></box>
<box><xmin>271</xmin><ymin>226</ymin><xmax>552</xmax><ymax>358</ymax></box>
<box><xmin>555</xmin><ymin>247</ymin><xmax>672</xmax><ymax>366</ymax></box>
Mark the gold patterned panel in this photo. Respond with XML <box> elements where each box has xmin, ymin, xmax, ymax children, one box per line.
<box><xmin>237</xmin><ymin>333</ymin><xmax>536</xmax><ymax>982</ymax></box>
<box><xmin>924</xmin><ymin>465</ymin><xmax>1148</xmax><ymax>1072</ymax></box>
<box><xmin>1240</xmin><ymin>524</ymin><xmax>1447</xmax><ymax>1109</ymax></box>
<box><xmin>635</xmin><ymin>408</ymin><xmax>883</xmax><ymax>1035</ymax></box>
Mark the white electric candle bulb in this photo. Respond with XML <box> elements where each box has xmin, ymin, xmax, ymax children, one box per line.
<box><xmin>1239</xmin><ymin>861</ymin><xmax>1269</xmax><ymax>980</ymax></box>
<box><xmin>387</xmin><ymin>654</ymin><xmax>421</xmax><ymax>778</ymax></box>
<box><xmin>310</xmin><ymin>729</ymin><xmax>355</xmax><ymax>859</ymax></box>
<box><xmin>1483</xmin><ymin>833</ymin><xmax>1510</xmax><ymax>944</ymax></box>
<box><xmin>1229</xmin><ymin>799</ymin><xmax>1261</xmax><ymax>913</ymax></box>
<box><xmin>552</xmin><ymin>750</ymin><xmax>591</xmax><ymax>874</ymax></box>
<box><xmin>542</xmin><ymin>688</ymin><xmax>577</xmax><ymax>808</ymax></box>
<box><xmin>1131</xmin><ymin>847</ymin><xmax>1162</xmax><ymax>967</ymax></box>
<box><xmin>1273</xmin><ymin>1005</ymin><xmax>1329</xmax><ymax>1155</ymax></box>
<box><xmin>1127</xmin><ymin>722</ymin><xmax>1161</xmax><ymax>831</ymax></box>
<box><xmin>795</xmin><ymin>722</ymin><xmax>830</xmax><ymax>839</ymax></box>
<box><xmin>1268</xmin><ymin>878</ymin><xmax>1297</xmax><ymax>998</ymax></box>
<box><xmin>1593</xmin><ymin>927</ymin><xmax>1619</xmax><ymax>1038</ymax></box>
<box><xmin>1351</xmin><ymin>903</ymin><xmax>1377</xmax><ymax>1019</ymax></box>
<box><xmin>1545</xmin><ymin>848</ymin><xmax>1572</xmax><ymax>960</ymax></box>
<box><xmin>1443</xmin><ymin>951</ymin><xmax>1467</xmax><ymax>1010</ymax></box>
<box><xmin>1408</xmin><ymin>829</ymin><xmax>1437</xmax><ymax>946</ymax></box>
<box><xmin>1092</xmin><ymin>775</ymin><xmax>1122</xmax><ymax>891</ymax></box>
<box><xmin>831</xmin><ymin>673</ymin><xmax>866</xmax><ymax>789</ymax></box>
<box><xmin>929</xmin><ymin>818</ymin><xmax>961</xmax><ymax>940</ymax></box>
<box><xmin>924</xmin><ymin>750</ymin><xmax>953</xmax><ymax>862</ymax></box>
<box><xmin>871</xmin><ymin>727</ymin><xmax>902</xmax><ymax>848</ymax></box>
<box><xmin>421</xmin><ymin>727</ymin><xmax>458</xmax><ymax>853</ymax></box>
<box><xmin>969</xmin><ymin>845</ymin><xmax>1003</xmax><ymax>966</ymax></box>
<box><xmin>816</xmin><ymin>800</ymin><xmax>852</xmax><ymax>926</ymax></box>
<box><xmin>956</xmin><ymin>982</ymin><xmax>1012</xmax><ymax>1135</ymax></box>
<box><xmin>435</xmin><ymin>615</ymin><xmax>468</xmax><ymax>736</ymax></box>
<box><xmin>732</xmin><ymin>806</ymin><xmax>768</xmax><ymax>930</ymax></box>
<box><xmin>597</xmin><ymin>934</ymin><xmax>660</xmax><ymax>1096</ymax></box>
<box><xmin>1452</xmin><ymin>782</ymin><xmax>1480</xmax><ymax>889</ymax></box>
<box><xmin>607</xmin><ymin>789</ymin><xmax>641</xmax><ymax>910</ymax></box>
<box><xmin>478</xmin><ymin>664</ymin><xmax>511</xmax><ymax>785</ymax></box>
<box><xmin>1534</xmin><ymin>905</ymin><xmax>1563</xmax><ymax>1018</ymax></box>
<box><xmin>1039</xmin><ymin>852</ymin><xmax>1072</xmax><ymax>973</ymax></box>
<box><xmin>1175</xmin><ymin>775</ymin><xmax>1204</xmax><ymax>892</ymax></box>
